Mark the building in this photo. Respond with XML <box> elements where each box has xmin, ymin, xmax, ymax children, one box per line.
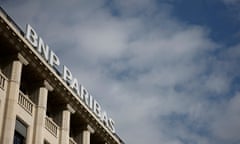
<box><xmin>0</xmin><ymin>7</ymin><xmax>124</xmax><ymax>144</ymax></box>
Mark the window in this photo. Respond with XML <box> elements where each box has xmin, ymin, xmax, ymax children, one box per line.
<box><xmin>14</xmin><ymin>119</ymin><xmax>27</xmax><ymax>144</ymax></box>
<box><xmin>44</xmin><ymin>140</ymin><xmax>50</xmax><ymax>144</ymax></box>
<box><xmin>14</xmin><ymin>131</ymin><xmax>25</xmax><ymax>144</ymax></box>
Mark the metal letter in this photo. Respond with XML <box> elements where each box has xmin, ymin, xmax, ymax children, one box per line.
<box><xmin>38</xmin><ymin>37</ymin><xmax>49</xmax><ymax>61</ymax></box>
<box><xmin>25</xmin><ymin>24</ymin><xmax>38</xmax><ymax>47</ymax></box>
<box><xmin>62</xmin><ymin>65</ymin><xmax>72</xmax><ymax>83</ymax></box>
<box><xmin>70</xmin><ymin>78</ymin><xmax>80</xmax><ymax>96</ymax></box>
<box><xmin>89</xmin><ymin>94</ymin><xmax>93</xmax><ymax>109</ymax></box>
<box><xmin>101</xmin><ymin>111</ymin><xmax>109</xmax><ymax>127</ymax></box>
<box><xmin>49</xmin><ymin>50</ymin><xmax>60</xmax><ymax>67</ymax></box>
<box><xmin>93</xmin><ymin>100</ymin><xmax>101</xmax><ymax>118</ymax></box>
<box><xmin>108</xmin><ymin>118</ymin><xmax>116</xmax><ymax>133</ymax></box>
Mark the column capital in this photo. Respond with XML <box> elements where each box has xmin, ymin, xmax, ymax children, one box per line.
<box><xmin>58</xmin><ymin>104</ymin><xmax>76</xmax><ymax>114</ymax></box>
<box><xmin>17</xmin><ymin>53</ymin><xmax>29</xmax><ymax>65</ymax></box>
<box><xmin>43</xmin><ymin>80</ymin><xmax>53</xmax><ymax>91</ymax></box>
<box><xmin>82</xmin><ymin>124</ymin><xmax>95</xmax><ymax>134</ymax></box>
<box><xmin>66</xmin><ymin>104</ymin><xmax>75</xmax><ymax>114</ymax></box>
<box><xmin>80</xmin><ymin>125</ymin><xmax>94</xmax><ymax>144</ymax></box>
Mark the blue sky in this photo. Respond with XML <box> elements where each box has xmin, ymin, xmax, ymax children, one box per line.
<box><xmin>1</xmin><ymin>0</ymin><xmax>240</xmax><ymax>144</ymax></box>
<box><xmin>171</xmin><ymin>0</ymin><xmax>239</xmax><ymax>45</ymax></box>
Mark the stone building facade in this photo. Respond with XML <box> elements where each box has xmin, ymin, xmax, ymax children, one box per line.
<box><xmin>0</xmin><ymin>7</ymin><xmax>124</xmax><ymax>144</ymax></box>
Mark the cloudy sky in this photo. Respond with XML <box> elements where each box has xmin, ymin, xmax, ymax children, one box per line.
<box><xmin>1</xmin><ymin>0</ymin><xmax>240</xmax><ymax>144</ymax></box>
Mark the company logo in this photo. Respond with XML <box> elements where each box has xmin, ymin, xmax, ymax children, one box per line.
<box><xmin>25</xmin><ymin>24</ymin><xmax>115</xmax><ymax>133</ymax></box>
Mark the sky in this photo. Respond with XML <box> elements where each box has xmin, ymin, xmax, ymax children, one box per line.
<box><xmin>1</xmin><ymin>0</ymin><xmax>240</xmax><ymax>144</ymax></box>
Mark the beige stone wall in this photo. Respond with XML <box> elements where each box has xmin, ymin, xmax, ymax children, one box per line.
<box><xmin>0</xmin><ymin>66</ymin><xmax>93</xmax><ymax>144</ymax></box>
<box><xmin>0</xmin><ymin>7</ymin><xmax>122</xmax><ymax>144</ymax></box>
<box><xmin>0</xmin><ymin>70</ymin><xmax>8</xmax><ymax>141</ymax></box>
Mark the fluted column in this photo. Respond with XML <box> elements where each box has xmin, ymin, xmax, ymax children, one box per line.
<box><xmin>59</xmin><ymin>104</ymin><xmax>75</xmax><ymax>144</ymax></box>
<box><xmin>60</xmin><ymin>104</ymin><xmax>75</xmax><ymax>144</ymax></box>
<box><xmin>81</xmin><ymin>125</ymin><xmax>95</xmax><ymax>144</ymax></box>
<box><xmin>33</xmin><ymin>80</ymin><xmax>53</xmax><ymax>144</ymax></box>
<box><xmin>1</xmin><ymin>54</ymin><xmax>28</xmax><ymax>144</ymax></box>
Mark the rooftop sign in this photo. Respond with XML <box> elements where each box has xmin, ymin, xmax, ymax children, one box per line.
<box><xmin>25</xmin><ymin>24</ymin><xmax>116</xmax><ymax>134</ymax></box>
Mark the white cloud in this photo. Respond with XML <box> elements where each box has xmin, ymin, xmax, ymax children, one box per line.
<box><xmin>74</xmin><ymin>18</ymin><xmax>135</xmax><ymax>60</ymax></box>
<box><xmin>211</xmin><ymin>93</ymin><xmax>240</xmax><ymax>142</ymax></box>
<box><xmin>1</xmin><ymin>1</ymin><xmax>240</xmax><ymax>144</ymax></box>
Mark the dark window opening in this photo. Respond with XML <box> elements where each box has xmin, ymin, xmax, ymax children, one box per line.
<box><xmin>14</xmin><ymin>119</ymin><xmax>27</xmax><ymax>144</ymax></box>
<box><xmin>14</xmin><ymin>131</ymin><xmax>25</xmax><ymax>144</ymax></box>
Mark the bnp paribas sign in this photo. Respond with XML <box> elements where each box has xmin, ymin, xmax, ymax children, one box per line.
<box><xmin>25</xmin><ymin>24</ymin><xmax>116</xmax><ymax>134</ymax></box>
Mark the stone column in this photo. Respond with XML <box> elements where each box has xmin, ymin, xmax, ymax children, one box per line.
<box><xmin>59</xmin><ymin>104</ymin><xmax>75</xmax><ymax>144</ymax></box>
<box><xmin>33</xmin><ymin>80</ymin><xmax>53</xmax><ymax>144</ymax></box>
<box><xmin>1</xmin><ymin>54</ymin><xmax>28</xmax><ymax>144</ymax></box>
<box><xmin>81</xmin><ymin>125</ymin><xmax>95</xmax><ymax>144</ymax></box>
